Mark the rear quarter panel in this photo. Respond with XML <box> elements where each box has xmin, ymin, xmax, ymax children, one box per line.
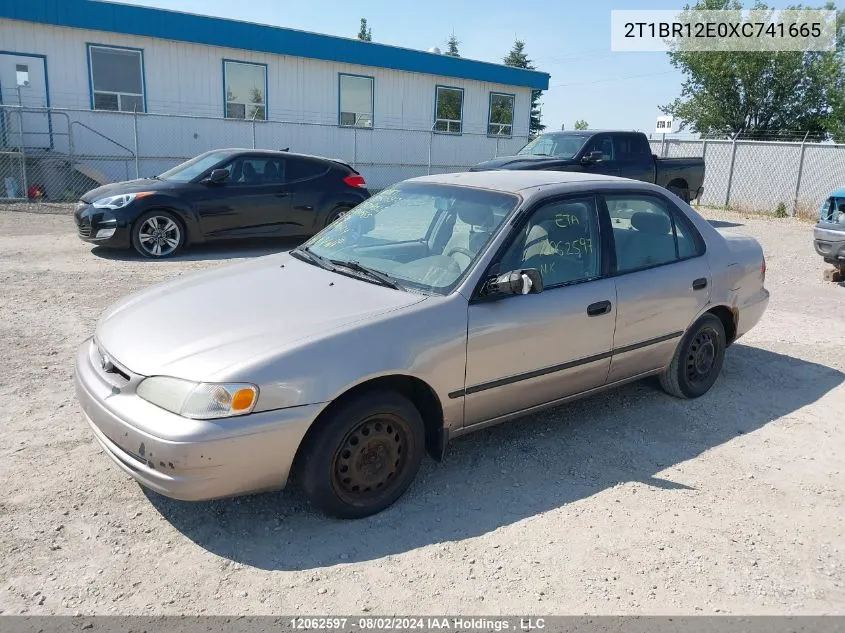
<box><xmin>654</xmin><ymin>157</ymin><xmax>706</xmax><ymax>192</ymax></box>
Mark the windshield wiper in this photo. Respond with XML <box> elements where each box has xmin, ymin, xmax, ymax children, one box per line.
<box><xmin>330</xmin><ymin>259</ymin><xmax>403</xmax><ymax>290</ymax></box>
<box><xmin>291</xmin><ymin>246</ymin><xmax>336</xmax><ymax>272</ymax></box>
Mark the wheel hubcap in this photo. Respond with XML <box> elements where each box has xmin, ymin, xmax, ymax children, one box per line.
<box><xmin>333</xmin><ymin>417</ymin><xmax>405</xmax><ymax>497</ymax></box>
<box><xmin>686</xmin><ymin>329</ymin><xmax>717</xmax><ymax>383</ymax></box>
<box><xmin>138</xmin><ymin>217</ymin><xmax>180</xmax><ymax>256</ymax></box>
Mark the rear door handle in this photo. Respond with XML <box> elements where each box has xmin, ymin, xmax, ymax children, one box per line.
<box><xmin>587</xmin><ymin>300</ymin><xmax>612</xmax><ymax>317</ymax></box>
<box><xmin>692</xmin><ymin>277</ymin><xmax>708</xmax><ymax>290</ymax></box>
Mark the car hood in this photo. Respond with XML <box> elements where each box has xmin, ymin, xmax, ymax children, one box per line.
<box><xmin>95</xmin><ymin>253</ymin><xmax>427</xmax><ymax>381</ymax></box>
<box><xmin>470</xmin><ymin>154</ymin><xmax>577</xmax><ymax>171</ymax></box>
<box><xmin>80</xmin><ymin>178</ymin><xmax>180</xmax><ymax>203</ymax></box>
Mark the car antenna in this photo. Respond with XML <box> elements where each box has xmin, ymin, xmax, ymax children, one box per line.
<box><xmin>280</xmin><ymin>147</ymin><xmax>289</xmax><ymax>152</ymax></box>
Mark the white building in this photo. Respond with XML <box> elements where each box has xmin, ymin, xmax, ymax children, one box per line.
<box><xmin>0</xmin><ymin>0</ymin><xmax>549</xmax><ymax>196</ymax></box>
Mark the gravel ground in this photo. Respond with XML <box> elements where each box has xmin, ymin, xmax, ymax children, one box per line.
<box><xmin>0</xmin><ymin>205</ymin><xmax>843</xmax><ymax>616</ymax></box>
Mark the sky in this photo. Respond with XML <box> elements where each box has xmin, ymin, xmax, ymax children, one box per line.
<box><xmin>118</xmin><ymin>0</ymin><xmax>838</xmax><ymax>136</ymax></box>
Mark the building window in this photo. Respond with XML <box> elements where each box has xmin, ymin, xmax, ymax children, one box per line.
<box><xmin>88</xmin><ymin>45</ymin><xmax>145</xmax><ymax>112</ymax></box>
<box><xmin>488</xmin><ymin>92</ymin><xmax>515</xmax><ymax>137</ymax></box>
<box><xmin>223</xmin><ymin>60</ymin><xmax>267</xmax><ymax>120</ymax></box>
<box><xmin>339</xmin><ymin>74</ymin><xmax>374</xmax><ymax>128</ymax></box>
<box><xmin>434</xmin><ymin>86</ymin><xmax>463</xmax><ymax>134</ymax></box>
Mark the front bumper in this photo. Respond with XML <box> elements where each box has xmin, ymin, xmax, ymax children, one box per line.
<box><xmin>74</xmin><ymin>337</ymin><xmax>322</xmax><ymax>501</ymax></box>
<box><xmin>813</xmin><ymin>223</ymin><xmax>845</xmax><ymax>265</ymax></box>
<box><xmin>73</xmin><ymin>203</ymin><xmax>132</xmax><ymax>248</ymax></box>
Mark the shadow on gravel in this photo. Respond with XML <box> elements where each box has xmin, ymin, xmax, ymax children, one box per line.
<box><xmin>708</xmin><ymin>220</ymin><xmax>744</xmax><ymax>228</ymax></box>
<box><xmin>89</xmin><ymin>238</ymin><xmax>299</xmax><ymax>262</ymax></box>
<box><xmin>145</xmin><ymin>344</ymin><xmax>844</xmax><ymax>571</ymax></box>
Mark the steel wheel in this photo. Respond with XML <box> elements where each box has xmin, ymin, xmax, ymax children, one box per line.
<box><xmin>331</xmin><ymin>414</ymin><xmax>409</xmax><ymax>504</ymax></box>
<box><xmin>686</xmin><ymin>328</ymin><xmax>717</xmax><ymax>385</ymax></box>
<box><xmin>137</xmin><ymin>215</ymin><xmax>181</xmax><ymax>257</ymax></box>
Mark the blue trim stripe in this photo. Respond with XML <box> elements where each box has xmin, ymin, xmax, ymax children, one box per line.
<box><xmin>0</xmin><ymin>0</ymin><xmax>550</xmax><ymax>90</ymax></box>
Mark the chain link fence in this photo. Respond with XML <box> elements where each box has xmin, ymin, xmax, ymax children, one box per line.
<box><xmin>3</xmin><ymin>104</ymin><xmax>843</xmax><ymax>219</ymax></box>
<box><xmin>0</xmin><ymin>105</ymin><xmax>529</xmax><ymax>203</ymax></box>
<box><xmin>649</xmin><ymin>135</ymin><xmax>845</xmax><ymax>218</ymax></box>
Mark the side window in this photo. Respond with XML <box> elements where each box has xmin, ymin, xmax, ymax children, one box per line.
<box><xmin>583</xmin><ymin>135</ymin><xmax>613</xmax><ymax>160</ymax></box>
<box><xmin>225</xmin><ymin>157</ymin><xmax>285</xmax><ymax>185</ymax></box>
<box><xmin>605</xmin><ymin>194</ymin><xmax>701</xmax><ymax>272</ymax></box>
<box><xmin>286</xmin><ymin>158</ymin><xmax>327</xmax><ymax>182</ymax></box>
<box><xmin>499</xmin><ymin>197</ymin><xmax>601</xmax><ymax>287</ymax></box>
<box><xmin>616</xmin><ymin>134</ymin><xmax>651</xmax><ymax>160</ymax></box>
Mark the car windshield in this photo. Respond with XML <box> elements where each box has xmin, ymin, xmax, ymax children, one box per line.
<box><xmin>820</xmin><ymin>197</ymin><xmax>845</xmax><ymax>223</ymax></box>
<box><xmin>517</xmin><ymin>133</ymin><xmax>591</xmax><ymax>159</ymax></box>
<box><xmin>298</xmin><ymin>182</ymin><xmax>519</xmax><ymax>295</ymax></box>
<box><xmin>156</xmin><ymin>151</ymin><xmax>238</xmax><ymax>182</ymax></box>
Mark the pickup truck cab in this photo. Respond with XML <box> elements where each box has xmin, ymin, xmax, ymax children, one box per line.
<box><xmin>471</xmin><ymin>130</ymin><xmax>706</xmax><ymax>203</ymax></box>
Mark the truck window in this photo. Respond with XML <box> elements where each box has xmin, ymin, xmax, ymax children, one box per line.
<box><xmin>583</xmin><ymin>135</ymin><xmax>614</xmax><ymax>161</ymax></box>
<box><xmin>615</xmin><ymin>134</ymin><xmax>652</xmax><ymax>160</ymax></box>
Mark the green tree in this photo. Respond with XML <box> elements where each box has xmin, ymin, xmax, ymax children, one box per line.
<box><xmin>445</xmin><ymin>32</ymin><xmax>461</xmax><ymax>57</ymax></box>
<box><xmin>357</xmin><ymin>18</ymin><xmax>372</xmax><ymax>42</ymax></box>
<box><xmin>503</xmin><ymin>39</ymin><xmax>546</xmax><ymax>135</ymax></box>
<box><xmin>661</xmin><ymin>0</ymin><xmax>845</xmax><ymax>141</ymax></box>
<box><xmin>574</xmin><ymin>119</ymin><xmax>589</xmax><ymax>130</ymax></box>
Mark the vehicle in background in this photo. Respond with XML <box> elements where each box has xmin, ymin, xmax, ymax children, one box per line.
<box><xmin>470</xmin><ymin>130</ymin><xmax>705</xmax><ymax>203</ymax></box>
<box><xmin>74</xmin><ymin>171</ymin><xmax>768</xmax><ymax>519</ymax></box>
<box><xmin>73</xmin><ymin>149</ymin><xmax>370</xmax><ymax>258</ymax></box>
<box><xmin>813</xmin><ymin>187</ymin><xmax>845</xmax><ymax>280</ymax></box>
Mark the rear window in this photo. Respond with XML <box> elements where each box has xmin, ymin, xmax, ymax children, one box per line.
<box><xmin>287</xmin><ymin>158</ymin><xmax>327</xmax><ymax>181</ymax></box>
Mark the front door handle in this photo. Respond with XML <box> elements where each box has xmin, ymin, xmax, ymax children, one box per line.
<box><xmin>587</xmin><ymin>300</ymin><xmax>612</xmax><ymax>317</ymax></box>
<box><xmin>692</xmin><ymin>277</ymin><xmax>708</xmax><ymax>290</ymax></box>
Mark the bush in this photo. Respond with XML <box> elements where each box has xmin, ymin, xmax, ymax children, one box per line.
<box><xmin>774</xmin><ymin>202</ymin><xmax>788</xmax><ymax>218</ymax></box>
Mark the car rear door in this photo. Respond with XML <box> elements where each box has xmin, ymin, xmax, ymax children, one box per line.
<box><xmin>614</xmin><ymin>133</ymin><xmax>656</xmax><ymax>183</ymax></box>
<box><xmin>601</xmin><ymin>190</ymin><xmax>710</xmax><ymax>383</ymax></box>
<box><xmin>194</xmin><ymin>155</ymin><xmax>295</xmax><ymax>239</ymax></box>
<box><xmin>462</xmin><ymin>194</ymin><xmax>618</xmax><ymax>427</ymax></box>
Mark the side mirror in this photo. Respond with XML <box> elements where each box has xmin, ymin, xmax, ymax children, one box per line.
<box><xmin>581</xmin><ymin>150</ymin><xmax>604</xmax><ymax>164</ymax></box>
<box><xmin>206</xmin><ymin>168</ymin><xmax>229</xmax><ymax>184</ymax></box>
<box><xmin>483</xmin><ymin>269</ymin><xmax>544</xmax><ymax>298</ymax></box>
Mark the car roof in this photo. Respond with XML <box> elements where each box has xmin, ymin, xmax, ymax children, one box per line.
<box><xmin>406</xmin><ymin>170</ymin><xmax>629</xmax><ymax>193</ymax></box>
<box><xmin>211</xmin><ymin>147</ymin><xmax>351</xmax><ymax>166</ymax></box>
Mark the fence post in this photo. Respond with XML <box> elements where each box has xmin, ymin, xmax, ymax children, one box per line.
<box><xmin>495</xmin><ymin>137</ymin><xmax>500</xmax><ymax>158</ymax></box>
<box><xmin>19</xmin><ymin>108</ymin><xmax>28</xmax><ymax>200</ymax></box>
<box><xmin>792</xmin><ymin>131</ymin><xmax>809</xmax><ymax>217</ymax></box>
<box><xmin>353</xmin><ymin>126</ymin><xmax>358</xmax><ymax>169</ymax></box>
<box><xmin>427</xmin><ymin>128</ymin><xmax>433</xmax><ymax>175</ymax></box>
<box><xmin>132</xmin><ymin>107</ymin><xmax>140</xmax><ymax>179</ymax></box>
<box><xmin>724</xmin><ymin>134</ymin><xmax>739</xmax><ymax>207</ymax></box>
<box><xmin>660</xmin><ymin>133</ymin><xmax>666</xmax><ymax>157</ymax></box>
<box><xmin>251</xmin><ymin>110</ymin><xmax>257</xmax><ymax>149</ymax></box>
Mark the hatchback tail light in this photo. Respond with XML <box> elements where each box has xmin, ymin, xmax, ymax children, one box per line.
<box><xmin>343</xmin><ymin>174</ymin><xmax>367</xmax><ymax>189</ymax></box>
<box><xmin>761</xmin><ymin>255</ymin><xmax>766</xmax><ymax>282</ymax></box>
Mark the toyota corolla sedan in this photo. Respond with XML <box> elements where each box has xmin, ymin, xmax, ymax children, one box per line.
<box><xmin>74</xmin><ymin>171</ymin><xmax>769</xmax><ymax>519</ymax></box>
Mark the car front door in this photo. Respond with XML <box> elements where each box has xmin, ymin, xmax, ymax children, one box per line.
<box><xmin>194</xmin><ymin>155</ymin><xmax>295</xmax><ymax>239</ymax></box>
<box><xmin>602</xmin><ymin>191</ymin><xmax>710</xmax><ymax>383</ymax></box>
<box><xmin>462</xmin><ymin>194</ymin><xmax>617</xmax><ymax>427</ymax></box>
<box><xmin>579</xmin><ymin>133</ymin><xmax>619</xmax><ymax>177</ymax></box>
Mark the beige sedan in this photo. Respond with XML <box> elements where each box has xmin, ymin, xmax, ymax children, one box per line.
<box><xmin>74</xmin><ymin>171</ymin><xmax>769</xmax><ymax>518</ymax></box>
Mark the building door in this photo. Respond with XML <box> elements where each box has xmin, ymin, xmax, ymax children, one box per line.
<box><xmin>0</xmin><ymin>53</ymin><xmax>50</xmax><ymax>149</ymax></box>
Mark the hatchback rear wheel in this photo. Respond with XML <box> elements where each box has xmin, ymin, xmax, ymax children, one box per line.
<box><xmin>299</xmin><ymin>390</ymin><xmax>425</xmax><ymax>519</ymax></box>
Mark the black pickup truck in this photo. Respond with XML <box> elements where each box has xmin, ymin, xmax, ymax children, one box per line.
<box><xmin>471</xmin><ymin>130</ymin><xmax>705</xmax><ymax>203</ymax></box>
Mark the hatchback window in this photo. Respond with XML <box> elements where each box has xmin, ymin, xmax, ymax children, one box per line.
<box><xmin>157</xmin><ymin>151</ymin><xmax>237</xmax><ymax>182</ymax></box>
<box><xmin>287</xmin><ymin>158</ymin><xmax>327</xmax><ymax>181</ymax></box>
<box><xmin>222</xmin><ymin>157</ymin><xmax>286</xmax><ymax>185</ymax></box>
<box><xmin>605</xmin><ymin>194</ymin><xmax>701</xmax><ymax>272</ymax></box>
<box><xmin>301</xmin><ymin>182</ymin><xmax>518</xmax><ymax>294</ymax></box>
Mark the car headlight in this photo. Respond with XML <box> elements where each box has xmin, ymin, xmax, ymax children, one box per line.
<box><xmin>136</xmin><ymin>376</ymin><xmax>258</xmax><ymax>419</ymax></box>
<box><xmin>92</xmin><ymin>192</ymin><xmax>153</xmax><ymax>210</ymax></box>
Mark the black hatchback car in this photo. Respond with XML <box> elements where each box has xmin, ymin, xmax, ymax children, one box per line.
<box><xmin>74</xmin><ymin>148</ymin><xmax>371</xmax><ymax>258</ymax></box>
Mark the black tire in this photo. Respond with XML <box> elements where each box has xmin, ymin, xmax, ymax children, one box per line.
<box><xmin>131</xmin><ymin>210</ymin><xmax>185</xmax><ymax>259</ymax></box>
<box><xmin>324</xmin><ymin>206</ymin><xmax>351</xmax><ymax>228</ymax></box>
<box><xmin>669</xmin><ymin>185</ymin><xmax>691</xmax><ymax>204</ymax></box>
<box><xmin>659</xmin><ymin>313</ymin><xmax>726</xmax><ymax>399</ymax></box>
<box><xmin>299</xmin><ymin>390</ymin><xmax>425</xmax><ymax>519</ymax></box>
